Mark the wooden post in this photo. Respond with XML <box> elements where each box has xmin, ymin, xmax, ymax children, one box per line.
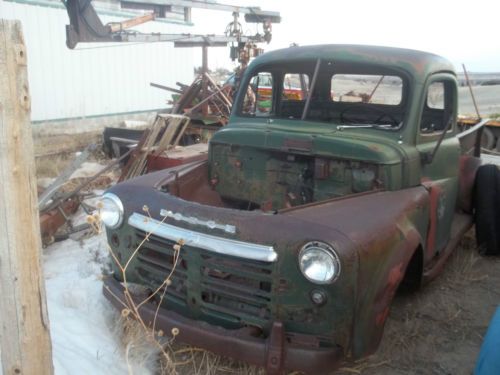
<box><xmin>0</xmin><ymin>20</ymin><xmax>54</xmax><ymax>374</ymax></box>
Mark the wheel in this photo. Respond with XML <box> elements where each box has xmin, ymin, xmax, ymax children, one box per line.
<box><xmin>474</xmin><ymin>164</ymin><xmax>500</xmax><ymax>255</ymax></box>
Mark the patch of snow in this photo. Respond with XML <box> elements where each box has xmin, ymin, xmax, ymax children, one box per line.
<box><xmin>70</xmin><ymin>192</ymin><xmax>106</xmax><ymax>228</ymax></box>
<box><xmin>44</xmin><ymin>232</ymin><xmax>154</xmax><ymax>375</ymax></box>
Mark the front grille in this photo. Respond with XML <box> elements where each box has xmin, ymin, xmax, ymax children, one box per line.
<box><xmin>133</xmin><ymin>228</ymin><xmax>274</xmax><ymax>327</ymax></box>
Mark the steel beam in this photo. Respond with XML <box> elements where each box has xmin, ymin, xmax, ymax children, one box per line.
<box><xmin>121</xmin><ymin>0</ymin><xmax>280</xmax><ymax>21</ymax></box>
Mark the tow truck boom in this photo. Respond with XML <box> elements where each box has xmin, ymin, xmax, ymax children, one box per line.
<box><xmin>63</xmin><ymin>0</ymin><xmax>280</xmax><ymax>49</ymax></box>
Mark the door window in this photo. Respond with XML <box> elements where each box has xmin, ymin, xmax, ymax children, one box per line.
<box><xmin>241</xmin><ymin>72</ymin><xmax>273</xmax><ymax>117</ymax></box>
<box><xmin>421</xmin><ymin>80</ymin><xmax>455</xmax><ymax>134</ymax></box>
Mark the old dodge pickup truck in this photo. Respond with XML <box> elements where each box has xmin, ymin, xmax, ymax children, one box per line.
<box><xmin>100</xmin><ymin>45</ymin><xmax>499</xmax><ymax>373</ymax></box>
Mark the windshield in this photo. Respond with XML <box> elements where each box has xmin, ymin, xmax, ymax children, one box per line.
<box><xmin>238</xmin><ymin>60</ymin><xmax>407</xmax><ymax>129</ymax></box>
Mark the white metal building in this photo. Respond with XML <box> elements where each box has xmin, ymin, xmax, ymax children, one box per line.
<box><xmin>0</xmin><ymin>0</ymin><xmax>195</xmax><ymax>126</ymax></box>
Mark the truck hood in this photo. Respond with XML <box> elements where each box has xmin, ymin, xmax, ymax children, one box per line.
<box><xmin>210</xmin><ymin>125</ymin><xmax>406</xmax><ymax>165</ymax></box>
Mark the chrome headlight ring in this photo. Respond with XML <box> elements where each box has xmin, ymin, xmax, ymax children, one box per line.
<box><xmin>99</xmin><ymin>192</ymin><xmax>124</xmax><ymax>229</ymax></box>
<box><xmin>298</xmin><ymin>241</ymin><xmax>341</xmax><ymax>284</ymax></box>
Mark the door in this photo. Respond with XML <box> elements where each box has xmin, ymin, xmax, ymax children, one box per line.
<box><xmin>416</xmin><ymin>75</ymin><xmax>461</xmax><ymax>260</ymax></box>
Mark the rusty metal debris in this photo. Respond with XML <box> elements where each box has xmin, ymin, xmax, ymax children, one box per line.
<box><xmin>39</xmin><ymin>198</ymin><xmax>81</xmax><ymax>246</ymax></box>
<box><xmin>64</xmin><ymin>0</ymin><xmax>280</xmax><ymax>49</ymax></box>
<box><xmin>119</xmin><ymin>114</ymin><xmax>191</xmax><ymax>181</ymax></box>
<box><xmin>38</xmin><ymin>146</ymin><xmax>132</xmax><ymax>245</ymax></box>
<box><xmin>458</xmin><ymin>116</ymin><xmax>500</xmax><ymax>151</ymax></box>
<box><xmin>38</xmin><ymin>144</ymin><xmax>94</xmax><ymax>210</ymax></box>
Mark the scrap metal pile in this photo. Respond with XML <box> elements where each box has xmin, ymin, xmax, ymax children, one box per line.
<box><xmin>37</xmin><ymin>145</ymin><xmax>123</xmax><ymax>245</ymax></box>
<box><xmin>37</xmin><ymin>0</ymin><xmax>281</xmax><ymax>245</ymax></box>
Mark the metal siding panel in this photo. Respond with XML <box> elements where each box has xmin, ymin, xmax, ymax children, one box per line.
<box><xmin>0</xmin><ymin>1</ymin><xmax>194</xmax><ymax>121</ymax></box>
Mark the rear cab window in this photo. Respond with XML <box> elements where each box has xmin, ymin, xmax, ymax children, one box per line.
<box><xmin>331</xmin><ymin>74</ymin><xmax>403</xmax><ymax>105</ymax></box>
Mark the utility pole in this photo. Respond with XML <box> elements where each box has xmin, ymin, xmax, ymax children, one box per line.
<box><xmin>0</xmin><ymin>19</ymin><xmax>54</xmax><ymax>375</ymax></box>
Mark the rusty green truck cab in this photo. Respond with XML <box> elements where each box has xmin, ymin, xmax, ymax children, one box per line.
<box><xmin>101</xmin><ymin>45</ymin><xmax>485</xmax><ymax>373</ymax></box>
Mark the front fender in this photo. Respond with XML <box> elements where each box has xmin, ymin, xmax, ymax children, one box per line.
<box><xmin>284</xmin><ymin>187</ymin><xmax>429</xmax><ymax>359</ymax></box>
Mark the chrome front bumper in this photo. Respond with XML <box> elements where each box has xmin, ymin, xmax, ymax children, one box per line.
<box><xmin>128</xmin><ymin>213</ymin><xmax>278</xmax><ymax>262</ymax></box>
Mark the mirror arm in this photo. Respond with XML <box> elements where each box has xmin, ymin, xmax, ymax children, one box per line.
<box><xmin>422</xmin><ymin>116</ymin><xmax>454</xmax><ymax>164</ymax></box>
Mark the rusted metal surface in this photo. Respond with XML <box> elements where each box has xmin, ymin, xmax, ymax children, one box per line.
<box><xmin>462</xmin><ymin>64</ymin><xmax>481</xmax><ymax>119</ymax></box>
<box><xmin>39</xmin><ymin>198</ymin><xmax>80</xmax><ymax>246</ymax></box>
<box><xmin>106</xmin><ymin>164</ymin><xmax>470</xmax><ymax>362</ymax></box>
<box><xmin>100</xmin><ymin>45</ymin><xmax>488</xmax><ymax>372</ymax></box>
<box><xmin>458</xmin><ymin>116</ymin><xmax>500</xmax><ymax>129</ymax></box>
<box><xmin>458</xmin><ymin>155</ymin><xmax>482</xmax><ymax>213</ymax></box>
<box><xmin>38</xmin><ymin>144</ymin><xmax>93</xmax><ymax>210</ymax></box>
<box><xmin>64</xmin><ymin>0</ymin><xmax>280</xmax><ymax>49</ymax></box>
<box><xmin>42</xmin><ymin>150</ymin><xmax>131</xmax><ymax>213</ymax></box>
<box><xmin>145</xmin><ymin>143</ymin><xmax>208</xmax><ymax>173</ymax></box>
<box><xmin>103</xmin><ymin>276</ymin><xmax>343</xmax><ymax>374</ymax></box>
<box><xmin>171</xmin><ymin>72</ymin><xmax>233</xmax><ymax>124</ymax></box>
<box><xmin>108</xmin><ymin>13</ymin><xmax>155</xmax><ymax>33</ymax></box>
<box><xmin>119</xmin><ymin>114</ymin><xmax>191</xmax><ymax>181</ymax></box>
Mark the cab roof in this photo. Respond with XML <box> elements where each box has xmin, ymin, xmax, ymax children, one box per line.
<box><xmin>250</xmin><ymin>44</ymin><xmax>456</xmax><ymax>82</ymax></box>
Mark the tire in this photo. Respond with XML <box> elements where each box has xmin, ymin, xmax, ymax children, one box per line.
<box><xmin>481</xmin><ymin>127</ymin><xmax>495</xmax><ymax>150</ymax></box>
<box><xmin>474</xmin><ymin>164</ymin><xmax>500</xmax><ymax>255</ymax></box>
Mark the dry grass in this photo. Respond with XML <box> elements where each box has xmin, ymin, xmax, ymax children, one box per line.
<box><xmin>90</xmin><ymin>203</ymin><xmax>267</xmax><ymax>375</ymax></box>
<box><xmin>117</xmin><ymin>316</ymin><xmax>265</xmax><ymax>375</ymax></box>
<box><xmin>34</xmin><ymin>131</ymin><xmax>104</xmax><ymax>179</ymax></box>
<box><xmin>117</xmin><ymin>317</ymin><xmax>161</xmax><ymax>373</ymax></box>
<box><xmin>165</xmin><ymin>345</ymin><xmax>263</xmax><ymax>375</ymax></box>
<box><xmin>97</xmin><ymin>206</ymin><xmax>183</xmax><ymax>374</ymax></box>
<box><xmin>34</xmin><ymin>133</ymin><xmax>101</xmax><ymax>157</ymax></box>
<box><xmin>35</xmin><ymin>153</ymin><xmax>74</xmax><ymax>179</ymax></box>
<box><xmin>336</xmin><ymin>230</ymin><xmax>500</xmax><ymax>375</ymax></box>
<box><xmin>35</xmin><ymin>136</ymin><xmax>109</xmax><ymax>181</ymax></box>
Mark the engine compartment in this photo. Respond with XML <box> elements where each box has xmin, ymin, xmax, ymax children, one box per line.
<box><xmin>207</xmin><ymin>144</ymin><xmax>382</xmax><ymax>211</ymax></box>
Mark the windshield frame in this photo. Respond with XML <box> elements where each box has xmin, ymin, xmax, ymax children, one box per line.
<box><xmin>234</xmin><ymin>59</ymin><xmax>410</xmax><ymax>132</ymax></box>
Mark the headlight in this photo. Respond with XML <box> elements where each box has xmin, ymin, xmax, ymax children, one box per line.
<box><xmin>99</xmin><ymin>193</ymin><xmax>124</xmax><ymax>229</ymax></box>
<box><xmin>299</xmin><ymin>241</ymin><xmax>341</xmax><ymax>284</ymax></box>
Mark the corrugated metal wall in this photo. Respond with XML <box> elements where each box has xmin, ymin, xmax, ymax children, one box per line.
<box><xmin>0</xmin><ymin>0</ymin><xmax>195</xmax><ymax>122</ymax></box>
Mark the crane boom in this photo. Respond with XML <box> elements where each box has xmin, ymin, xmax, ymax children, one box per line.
<box><xmin>63</xmin><ymin>0</ymin><xmax>280</xmax><ymax>49</ymax></box>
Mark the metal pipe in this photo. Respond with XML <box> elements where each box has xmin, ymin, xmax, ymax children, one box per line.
<box><xmin>186</xmin><ymin>90</ymin><xmax>220</xmax><ymax>113</ymax></box>
<box><xmin>204</xmin><ymin>73</ymin><xmax>233</xmax><ymax>106</ymax></box>
<box><xmin>107</xmin><ymin>13</ymin><xmax>155</xmax><ymax>33</ymax></box>
<box><xmin>367</xmin><ymin>75</ymin><xmax>384</xmax><ymax>103</ymax></box>
<box><xmin>150</xmin><ymin>82</ymin><xmax>183</xmax><ymax>94</ymax></box>
<box><xmin>202</xmin><ymin>45</ymin><xmax>209</xmax><ymax>116</ymax></box>
<box><xmin>462</xmin><ymin>64</ymin><xmax>481</xmax><ymax>118</ymax></box>
<box><xmin>301</xmin><ymin>59</ymin><xmax>321</xmax><ymax>121</ymax></box>
<box><xmin>42</xmin><ymin>148</ymin><xmax>134</xmax><ymax>213</ymax></box>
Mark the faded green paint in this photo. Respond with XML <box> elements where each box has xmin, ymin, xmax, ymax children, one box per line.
<box><xmin>245</xmin><ymin>44</ymin><xmax>455</xmax><ymax>85</ymax></box>
<box><xmin>103</xmin><ymin>45</ymin><xmax>480</xmax><ymax>372</ymax></box>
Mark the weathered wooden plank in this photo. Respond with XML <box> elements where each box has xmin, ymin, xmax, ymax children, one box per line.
<box><xmin>0</xmin><ymin>19</ymin><xmax>54</xmax><ymax>375</ymax></box>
